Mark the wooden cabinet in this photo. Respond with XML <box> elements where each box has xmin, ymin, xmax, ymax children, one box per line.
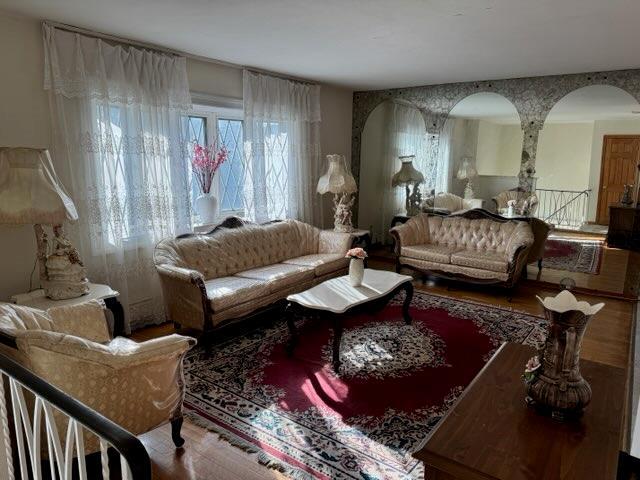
<box><xmin>607</xmin><ymin>204</ymin><xmax>640</xmax><ymax>251</ymax></box>
<box><xmin>413</xmin><ymin>343</ymin><xmax>626</xmax><ymax>480</ymax></box>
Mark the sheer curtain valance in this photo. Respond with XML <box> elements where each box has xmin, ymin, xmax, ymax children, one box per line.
<box><xmin>43</xmin><ymin>23</ymin><xmax>192</xmax><ymax>331</ymax></box>
<box><xmin>43</xmin><ymin>24</ymin><xmax>191</xmax><ymax>110</ymax></box>
<box><xmin>243</xmin><ymin>71</ymin><xmax>321</xmax><ymax>122</ymax></box>
<box><xmin>242</xmin><ymin>70</ymin><xmax>322</xmax><ymax>225</ymax></box>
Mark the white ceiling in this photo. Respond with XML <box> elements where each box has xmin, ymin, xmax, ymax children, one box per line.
<box><xmin>2</xmin><ymin>0</ymin><xmax>640</xmax><ymax>90</ymax></box>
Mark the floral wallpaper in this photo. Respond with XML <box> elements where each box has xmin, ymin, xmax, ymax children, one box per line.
<box><xmin>352</xmin><ymin>68</ymin><xmax>640</xmax><ymax>201</ymax></box>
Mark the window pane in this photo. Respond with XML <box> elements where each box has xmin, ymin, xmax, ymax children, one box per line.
<box><xmin>217</xmin><ymin>118</ymin><xmax>245</xmax><ymax>212</ymax></box>
<box><xmin>182</xmin><ymin>115</ymin><xmax>208</xmax><ymax>221</ymax></box>
<box><xmin>263</xmin><ymin>121</ymin><xmax>289</xmax><ymax>219</ymax></box>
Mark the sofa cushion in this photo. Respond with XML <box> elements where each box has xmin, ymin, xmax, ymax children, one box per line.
<box><xmin>401</xmin><ymin>245</ymin><xmax>459</xmax><ymax>264</ymax></box>
<box><xmin>283</xmin><ymin>254</ymin><xmax>348</xmax><ymax>276</ymax></box>
<box><xmin>235</xmin><ymin>264</ymin><xmax>315</xmax><ymax>293</ymax></box>
<box><xmin>205</xmin><ymin>277</ymin><xmax>269</xmax><ymax>312</ymax></box>
<box><xmin>450</xmin><ymin>250</ymin><xmax>509</xmax><ymax>273</ymax></box>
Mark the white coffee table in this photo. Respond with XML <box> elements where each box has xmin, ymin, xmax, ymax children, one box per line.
<box><xmin>285</xmin><ymin>269</ymin><xmax>414</xmax><ymax>371</ymax></box>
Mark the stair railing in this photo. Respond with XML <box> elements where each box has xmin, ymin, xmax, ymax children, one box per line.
<box><xmin>0</xmin><ymin>351</ymin><xmax>151</xmax><ymax>480</ymax></box>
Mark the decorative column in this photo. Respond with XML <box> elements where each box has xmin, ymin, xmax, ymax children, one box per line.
<box><xmin>519</xmin><ymin>119</ymin><xmax>543</xmax><ymax>192</ymax></box>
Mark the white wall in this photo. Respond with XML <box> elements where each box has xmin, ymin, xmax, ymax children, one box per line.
<box><xmin>357</xmin><ymin>102</ymin><xmax>387</xmax><ymax>241</ymax></box>
<box><xmin>476</xmin><ymin>120</ymin><xmax>521</xmax><ymax>177</ymax></box>
<box><xmin>0</xmin><ymin>11</ymin><xmax>353</xmax><ymax>301</ymax></box>
<box><xmin>534</xmin><ymin>118</ymin><xmax>640</xmax><ymax>222</ymax></box>
<box><xmin>536</xmin><ymin>122</ymin><xmax>594</xmax><ymax>191</ymax></box>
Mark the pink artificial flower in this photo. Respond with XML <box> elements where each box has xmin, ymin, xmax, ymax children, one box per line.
<box><xmin>345</xmin><ymin>247</ymin><xmax>368</xmax><ymax>260</ymax></box>
<box><xmin>190</xmin><ymin>143</ymin><xmax>228</xmax><ymax>194</ymax></box>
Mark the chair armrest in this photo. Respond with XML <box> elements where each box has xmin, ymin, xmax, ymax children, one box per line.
<box><xmin>389</xmin><ymin>215</ymin><xmax>429</xmax><ymax>254</ymax></box>
<box><xmin>156</xmin><ymin>264</ymin><xmax>204</xmax><ymax>283</ymax></box>
<box><xmin>155</xmin><ymin>264</ymin><xmax>210</xmax><ymax>331</ymax></box>
<box><xmin>505</xmin><ymin>223</ymin><xmax>534</xmax><ymax>261</ymax></box>
<box><xmin>47</xmin><ymin>300</ymin><xmax>111</xmax><ymax>343</ymax></box>
<box><xmin>318</xmin><ymin>230</ymin><xmax>354</xmax><ymax>254</ymax></box>
<box><xmin>105</xmin><ymin>334</ymin><xmax>197</xmax><ymax>367</ymax></box>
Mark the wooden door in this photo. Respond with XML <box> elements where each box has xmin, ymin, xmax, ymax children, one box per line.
<box><xmin>596</xmin><ymin>135</ymin><xmax>640</xmax><ymax>225</ymax></box>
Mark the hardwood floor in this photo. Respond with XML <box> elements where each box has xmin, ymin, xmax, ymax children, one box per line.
<box><xmin>132</xmin><ymin>251</ymin><xmax>637</xmax><ymax>479</ymax></box>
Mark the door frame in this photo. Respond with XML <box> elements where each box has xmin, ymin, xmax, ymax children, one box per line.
<box><xmin>595</xmin><ymin>134</ymin><xmax>640</xmax><ymax>224</ymax></box>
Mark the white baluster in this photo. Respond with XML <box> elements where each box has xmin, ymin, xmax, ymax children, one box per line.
<box><xmin>63</xmin><ymin>419</ymin><xmax>75</xmax><ymax>480</ymax></box>
<box><xmin>31</xmin><ymin>398</ymin><xmax>43</xmax><ymax>480</ymax></box>
<box><xmin>0</xmin><ymin>374</ymin><xmax>15</xmax><ymax>480</ymax></box>
<box><xmin>99</xmin><ymin>439</ymin><xmax>110</xmax><ymax>480</ymax></box>
<box><xmin>120</xmin><ymin>454</ymin><xmax>132</xmax><ymax>480</ymax></box>
<box><xmin>42</xmin><ymin>400</ymin><xmax>66</xmax><ymax>479</ymax></box>
<box><xmin>8</xmin><ymin>380</ymin><xmax>28</xmax><ymax>480</ymax></box>
<box><xmin>74</xmin><ymin>422</ymin><xmax>87</xmax><ymax>480</ymax></box>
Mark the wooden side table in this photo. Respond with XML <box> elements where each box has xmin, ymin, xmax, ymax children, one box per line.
<box><xmin>607</xmin><ymin>204</ymin><xmax>640</xmax><ymax>251</ymax></box>
<box><xmin>11</xmin><ymin>283</ymin><xmax>126</xmax><ymax>337</ymax></box>
<box><xmin>413</xmin><ymin>342</ymin><xmax>626</xmax><ymax>480</ymax></box>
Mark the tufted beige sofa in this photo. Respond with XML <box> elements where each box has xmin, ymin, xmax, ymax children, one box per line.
<box><xmin>154</xmin><ymin>219</ymin><xmax>353</xmax><ymax>332</ymax></box>
<box><xmin>0</xmin><ymin>300</ymin><xmax>196</xmax><ymax>454</ymax></box>
<box><xmin>390</xmin><ymin>212</ymin><xmax>534</xmax><ymax>287</ymax></box>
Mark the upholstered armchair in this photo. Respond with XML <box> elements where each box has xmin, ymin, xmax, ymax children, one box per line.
<box><xmin>422</xmin><ymin>192</ymin><xmax>483</xmax><ymax>214</ymax></box>
<box><xmin>0</xmin><ymin>301</ymin><xmax>196</xmax><ymax>453</ymax></box>
<box><xmin>492</xmin><ymin>188</ymin><xmax>539</xmax><ymax>215</ymax></box>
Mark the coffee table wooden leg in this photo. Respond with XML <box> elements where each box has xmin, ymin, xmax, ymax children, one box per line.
<box><xmin>285</xmin><ymin>303</ymin><xmax>297</xmax><ymax>356</ymax></box>
<box><xmin>402</xmin><ymin>281</ymin><xmax>413</xmax><ymax>324</ymax></box>
<box><xmin>331</xmin><ymin>314</ymin><xmax>342</xmax><ymax>372</ymax></box>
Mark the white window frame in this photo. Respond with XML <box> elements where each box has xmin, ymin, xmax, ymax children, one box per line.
<box><xmin>187</xmin><ymin>102</ymin><xmax>245</xmax><ymax>226</ymax></box>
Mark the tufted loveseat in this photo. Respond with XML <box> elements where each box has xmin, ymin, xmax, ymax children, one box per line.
<box><xmin>390</xmin><ymin>210</ymin><xmax>534</xmax><ymax>287</ymax></box>
<box><xmin>154</xmin><ymin>218</ymin><xmax>353</xmax><ymax>333</ymax></box>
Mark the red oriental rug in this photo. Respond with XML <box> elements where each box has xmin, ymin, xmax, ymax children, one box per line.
<box><xmin>543</xmin><ymin>236</ymin><xmax>603</xmax><ymax>274</ymax></box>
<box><xmin>183</xmin><ymin>291</ymin><xmax>547</xmax><ymax>480</ymax></box>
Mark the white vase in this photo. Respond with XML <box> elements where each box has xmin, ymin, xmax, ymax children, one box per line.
<box><xmin>195</xmin><ymin>193</ymin><xmax>217</xmax><ymax>224</ymax></box>
<box><xmin>349</xmin><ymin>258</ymin><xmax>365</xmax><ymax>287</ymax></box>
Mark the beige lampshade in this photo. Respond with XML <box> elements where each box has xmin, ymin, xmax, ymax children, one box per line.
<box><xmin>391</xmin><ymin>155</ymin><xmax>424</xmax><ymax>187</ymax></box>
<box><xmin>317</xmin><ymin>154</ymin><xmax>357</xmax><ymax>194</ymax></box>
<box><xmin>456</xmin><ymin>157</ymin><xmax>478</xmax><ymax>181</ymax></box>
<box><xmin>0</xmin><ymin>147</ymin><xmax>78</xmax><ymax>225</ymax></box>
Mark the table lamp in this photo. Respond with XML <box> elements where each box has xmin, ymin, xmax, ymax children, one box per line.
<box><xmin>392</xmin><ymin>155</ymin><xmax>424</xmax><ymax>216</ymax></box>
<box><xmin>0</xmin><ymin>147</ymin><xmax>89</xmax><ymax>299</ymax></box>
<box><xmin>317</xmin><ymin>154</ymin><xmax>357</xmax><ymax>232</ymax></box>
<box><xmin>457</xmin><ymin>157</ymin><xmax>478</xmax><ymax>199</ymax></box>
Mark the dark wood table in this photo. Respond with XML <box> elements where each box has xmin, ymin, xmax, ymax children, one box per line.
<box><xmin>285</xmin><ymin>270</ymin><xmax>414</xmax><ymax>371</ymax></box>
<box><xmin>607</xmin><ymin>204</ymin><xmax>640</xmax><ymax>251</ymax></box>
<box><xmin>413</xmin><ymin>342</ymin><xmax>626</xmax><ymax>480</ymax></box>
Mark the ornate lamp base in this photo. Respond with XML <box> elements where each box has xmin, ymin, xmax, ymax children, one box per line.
<box><xmin>333</xmin><ymin>193</ymin><xmax>355</xmax><ymax>233</ymax></box>
<box><xmin>463</xmin><ymin>180</ymin><xmax>475</xmax><ymax>199</ymax></box>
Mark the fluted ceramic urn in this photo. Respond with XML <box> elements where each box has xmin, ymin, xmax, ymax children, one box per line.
<box><xmin>526</xmin><ymin>290</ymin><xmax>604</xmax><ymax>420</ymax></box>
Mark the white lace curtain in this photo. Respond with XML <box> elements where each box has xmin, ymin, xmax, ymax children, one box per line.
<box><xmin>242</xmin><ymin>70</ymin><xmax>322</xmax><ymax>225</ymax></box>
<box><xmin>43</xmin><ymin>24</ymin><xmax>192</xmax><ymax>330</ymax></box>
<box><xmin>380</xmin><ymin>102</ymin><xmax>428</xmax><ymax>242</ymax></box>
<box><xmin>429</xmin><ymin>117</ymin><xmax>455</xmax><ymax>194</ymax></box>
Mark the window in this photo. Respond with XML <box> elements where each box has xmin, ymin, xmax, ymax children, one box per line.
<box><xmin>182</xmin><ymin>107</ymin><xmax>245</xmax><ymax>223</ymax></box>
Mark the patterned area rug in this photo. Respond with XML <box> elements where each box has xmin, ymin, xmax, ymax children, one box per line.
<box><xmin>543</xmin><ymin>237</ymin><xmax>604</xmax><ymax>274</ymax></box>
<box><xmin>183</xmin><ymin>291</ymin><xmax>547</xmax><ymax>480</ymax></box>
